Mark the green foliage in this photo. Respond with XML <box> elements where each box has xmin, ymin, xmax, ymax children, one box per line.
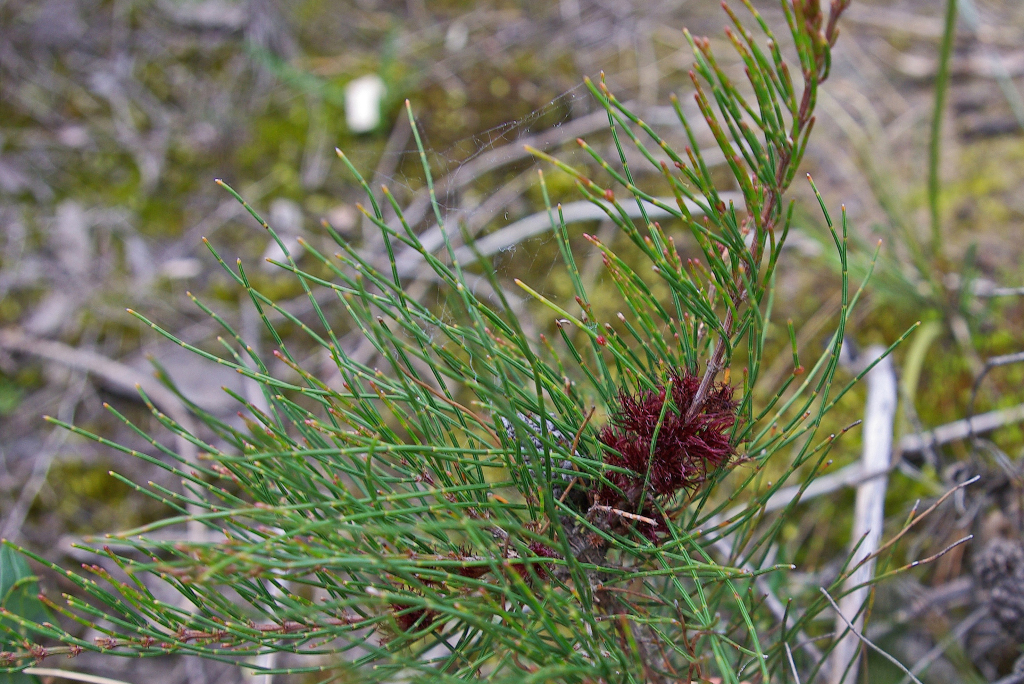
<box><xmin>0</xmin><ymin>1</ymin><xmax>926</xmax><ymax>682</ymax></box>
<box><xmin>0</xmin><ymin>547</ymin><xmax>46</xmax><ymax>684</ymax></box>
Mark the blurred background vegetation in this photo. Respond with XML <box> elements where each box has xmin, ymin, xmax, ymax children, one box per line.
<box><xmin>1</xmin><ymin>0</ymin><xmax>1024</xmax><ymax>682</ymax></box>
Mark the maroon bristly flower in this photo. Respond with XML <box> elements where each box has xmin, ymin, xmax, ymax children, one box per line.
<box><xmin>391</xmin><ymin>603</ymin><xmax>437</xmax><ymax>633</ymax></box>
<box><xmin>598</xmin><ymin>369</ymin><xmax>737</xmax><ymax>511</ymax></box>
<box><xmin>525</xmin><ymin>541</ymin><xmax>560</xmax><ymax>581</ymax></box>
<box><xmin>507</xmin><ymin>541</ymin><xmax>561</xmax><ymax>583</ymax></box>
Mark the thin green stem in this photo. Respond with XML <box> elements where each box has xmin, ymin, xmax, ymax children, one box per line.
<box><xmin>929</xmin><ymin>0</ymin><xmax>958</xmax><ymax>256</ymax></box>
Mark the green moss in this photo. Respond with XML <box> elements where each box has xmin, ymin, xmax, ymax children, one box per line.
<box><xmin>38</xmin><ymin>459</ymin><xmax>147</xmax><ymax>535</ymax></box>
<box><xmin>0</xmin><ymin>376</ymin><xmax>23</xmax><ymax>415</ymax></box>
<box><xmin>210</xmin><ymin>275</ymin><xmax>244</xmax><ymax>303</ymax></box>
<box><xmin>137</xmin><ymin>194</ymin><xmax>187</xmax><ymax>238</ymax></box>
<box><xmin>0</xmin><ymin>295</ymin><xmax>21</xmax><ymax>324</ymax></box>
<box><xmin>14</xmin><ymin>365</ymin><xmax>43</xmax><ymax>391</ymax></box>
<box><xmin>244</xmin><ymin>271</ymin><xmax>308</xmax><ymax>304</ymax></box>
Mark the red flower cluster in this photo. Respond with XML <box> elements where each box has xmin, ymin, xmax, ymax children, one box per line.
<box><xmin>516</xmin><ymin>541</ymin><xmax>560</xmax><ymax>582</ymax></box>
<box><xmin>598</xmin><ymin>370</ymin><xmax>737</xmax><ymax>509</ymax></box>
<box><xmin>392</xmin><ymin>604</ymin><xmax>437</xmax><ymax>633</ymax></box>
<box><xmin>387</xmin><ymin>543</ymin><xmax>562</xmax><ymax>634</ymax></box>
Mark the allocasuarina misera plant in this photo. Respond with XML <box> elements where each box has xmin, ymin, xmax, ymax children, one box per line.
<box><xmin>1</xmin><ymin>1</ymin><xmax>917</xmax><ymax>682</ymax></box>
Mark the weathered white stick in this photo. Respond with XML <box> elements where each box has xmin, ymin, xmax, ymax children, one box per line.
<box><xmin>830</xmin><ymin>346</ymin><xmax>897</xmax><ymax>684</ymax></box>
<box><xmin>22</xmin><ymin>668</ymin><xmax>133</xmax><ymax>684</ymax></box>
<box><xmin>897</xmin><ymin>401</ymin><xmax>1024</xmax><ymax>453</ymax></box>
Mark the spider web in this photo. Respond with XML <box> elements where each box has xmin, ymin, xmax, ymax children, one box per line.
<box><xmin>369</xmin><ymin>83</ymin><xmax>600</xmax><ymax>286</ymax></box>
